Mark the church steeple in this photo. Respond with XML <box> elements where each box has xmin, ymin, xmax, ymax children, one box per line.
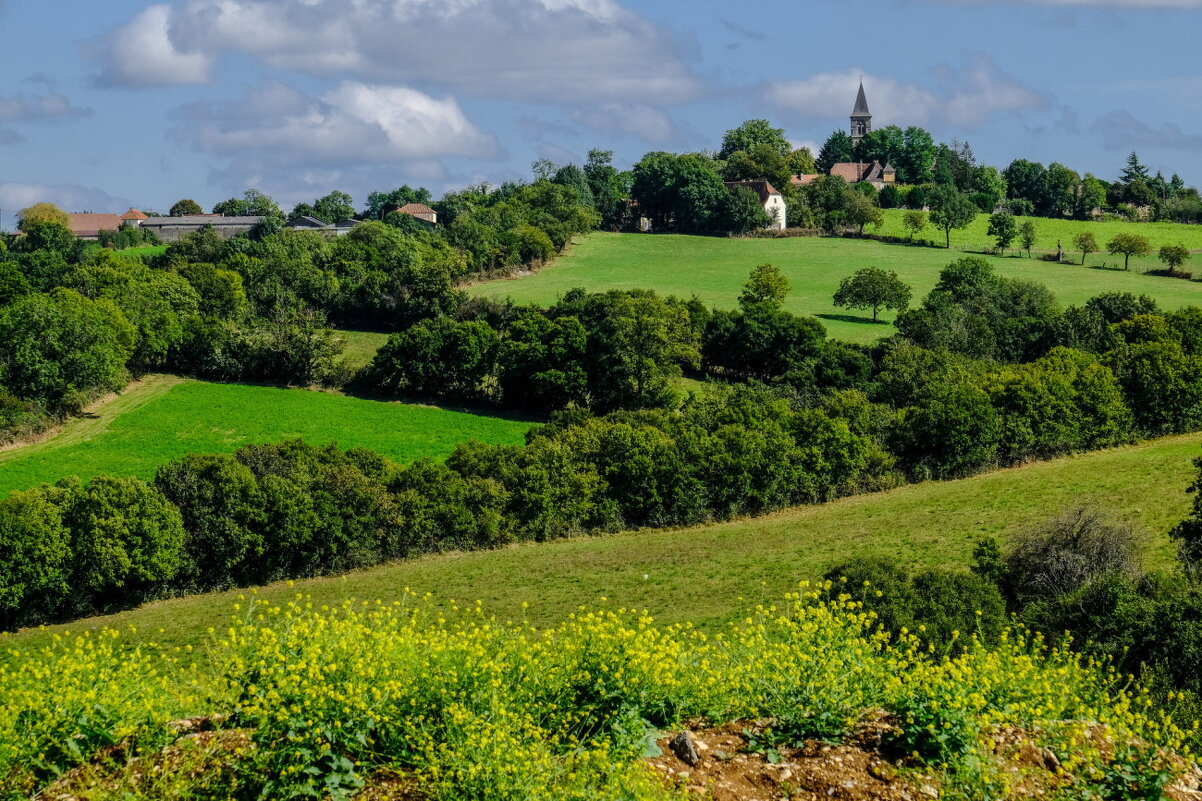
<box><xmin>850</xmin><ymin>80</ymin><xmax>872</xmax><ymax>146</ymax></box>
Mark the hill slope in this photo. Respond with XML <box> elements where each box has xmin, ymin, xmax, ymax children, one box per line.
<box><xmin>11</xmin><ymin>430</ymin><xmax>1198</xmax><ymax>654</ymax></box>
<box><xmin>0</xmin><ymin>377</ymin><xmax>532</xmax><ymax>497</ymax></box>
<box><xmin>471</xmin><ymin>232</ymin><xmax>1202</xmax><ymax>343</ymax></box>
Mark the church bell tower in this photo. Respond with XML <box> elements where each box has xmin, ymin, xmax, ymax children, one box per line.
<box><xmin>850</xmin><ymin>80</ymin><xmax>872</xmax><ymax>146</ymax></box>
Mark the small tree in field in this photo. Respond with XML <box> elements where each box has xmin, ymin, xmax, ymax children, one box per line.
<box><xmin>902</xmin><ymin>210</ymin><xmax>927</xmax><ymax>242</ymax></box>
<box><xmin>928</xmin><ymin>185</ymin><xmax>977</xmax><ymax>248</ymax></box>
<box><xmin>1159</xmin><ymin>243</ymin><xmax>1192</xmax><ymax>274</ymax></box>
<box><xmin>986</xmin><ymin>212</ymin><xmax>1017</xmax><ymax>255</ymax></box>
<box><xmin>1073</xmin><ymin>232</ymin><xmax>1098</xmax><ymax>265</ymax></box>
<box><xmin>740</xmin><ymin>263</ymin><xmax>790</xmax><ymax>309</ymax></box>
<box><xmin>1019</xmin><ymin>219</ymin><xmax>1037</xmax><ymax>257</ymax></box>
<box><xmin>833</xmin><ymin>267</ymin><xmax>912</xmax><ymax>322</ymax></box>
<box><xmin>1107</xmin><ymin>232</ymin><xmax>1152</xmax><ymax>270</ymax></box>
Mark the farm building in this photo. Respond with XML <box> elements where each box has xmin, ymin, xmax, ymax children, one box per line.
<box><xmin>140</xmin><ymin>215</ymin><xmax>265</xmax><ymax>242</ymax></box>
<box><xmin>396</xmin><ymin>203</ymin><xmax>437</xmax><ymax>225</ymax></box>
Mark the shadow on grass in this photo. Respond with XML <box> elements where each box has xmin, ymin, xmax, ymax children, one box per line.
<box><xmin>816</xmin><ymin>313</ymin><xmax>892</xmax><ymax>326</ymax></box>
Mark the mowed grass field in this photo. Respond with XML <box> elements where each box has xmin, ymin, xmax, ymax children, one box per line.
<box><xmin>9</xmin><ymin>430</ymin><xmax>1199</xmax><ymax>655</ymax></box>
<box><xmin>876</xmin><ymin>209</ymin><xmax>1202</xmax><ymax>258</ymax></box>
<box><xmin>472</xmin><ymin>230</ymin><xmax>1202</xmax><ymax>343</ymax></box>
<box><xmin>0</xmin><ymin>376</ymin><xmax>531</xmax><ymax>497</ymax></box>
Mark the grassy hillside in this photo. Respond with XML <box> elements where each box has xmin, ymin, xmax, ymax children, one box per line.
<box><xmin>336</xmin><ymin>328</ymin><xmax>391</xmax><ymax>370</ymax></box>
<box><xmin>876</xmin><ymin>208</ymin><xmax>1202</xmax><ymax>257</ymax></box>
<box><xmin>471</xmin><ymin>232</ymin><xmax>1202</xmax><ymax>343</ymax></box>
<box><xmin>0</xmin><ymin>376</ymin><xmax>530</xmax><ymax>497</ymax></box>
<box><xmin>11</xmin><ymin>430</ymin><xmax>1198</xmax><ymax>654</ymax></box>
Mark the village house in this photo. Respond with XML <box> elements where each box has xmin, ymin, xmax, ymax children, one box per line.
<box><xmin>723</xmin><ymin>180</ymin><xmax>786</xmax><ymax>230</ymax></box>
<box><xmin>64</xmin><ymin>208</ymin><xmax>149</xmax><ymax>239</ymax></box>
<box><xmin>829</xmin><ymin>161</ymin><xmax>897</xmax><ymax>190</ymax></box>
<box><xmin>140</xmin><ymin>215</ymin><xmax>264</xmax><ymax>242</ymax></box>
<box><xmin>396</xmin><ymin>202</ymin><xmax>438</xmax><ymax>225</ymax></box>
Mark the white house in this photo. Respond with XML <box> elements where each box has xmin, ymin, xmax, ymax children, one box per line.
<box><xmin>723</xmin><ymin>180</ymin><xmax>787</xmax><ymax>231</ymax></box>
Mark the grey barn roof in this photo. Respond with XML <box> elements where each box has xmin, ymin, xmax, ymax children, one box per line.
<box><xmin>142</xmin><ymin>216</ymin><xmax>265</xmax><ymax>226</ymax></box>
<box><xmin>852</xmin><ymin>81</ymin><xmax>871</xmax><ymax>117</ymax></box>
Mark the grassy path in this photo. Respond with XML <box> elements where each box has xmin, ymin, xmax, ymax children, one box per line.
<box><xmin>9</xmin><ymin>431</ymin><xmax>1198</xmax><ymax>655</ymax></box>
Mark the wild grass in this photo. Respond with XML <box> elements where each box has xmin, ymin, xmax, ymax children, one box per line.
<box><xmin>0</xmin><ymin>376</ymin><xmax>530</xmax><ymax>497</ymax></box>
<box><xmin>470</xmin><ymin>231</ymin><xmax>1202</xmax><ymax>343</ymax></box>
<box><xmin>335</xmin><ymin>328</ymin><xmax>392</xmax><ymax>371</ymax></box>
<box><xmin>9</xmin><ymin>430</ymin><xmax>1197</xmax><ymax>656</ymax></box>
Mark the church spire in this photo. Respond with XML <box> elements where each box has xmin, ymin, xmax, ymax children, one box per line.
<box><xmin>850</xmin><ymin>80</ymin><xmax>872</xmax><ymax>146</ymax></box>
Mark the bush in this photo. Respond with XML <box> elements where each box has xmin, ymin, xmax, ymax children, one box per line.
<box><xmin>1004</xmin><ymin>507</ymin><xmax>1140</xmax><ymax>604</ymax></box>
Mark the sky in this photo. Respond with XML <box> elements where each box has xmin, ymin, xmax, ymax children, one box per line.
<box><xmin>1</xmin><ymin>0</ymin><xmax>1201</xmax><ymax>227</ymax></box>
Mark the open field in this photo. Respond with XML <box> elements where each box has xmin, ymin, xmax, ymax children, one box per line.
<box><xmin>472</xmin><ymin>232</ymin><xmax>1202</xmax><ymax>343</ymax></box>
<box><xmin>876</xmin><ymin>209</ymin><xmax>1202</xmax><ymax>258</ymax></box>
<box><xmin>336</xmin><ymin>328</ymin><xmax>391</xmax><ymax>370</ymax></box>
<box><xmin>10</xmin><ymin>430</ymin><xmax>1198</xmax><ymax>655</ymax></box>
<box><xmin>0</xmin><ymin>376</ymin><xmax>531</xmax><ymax>497</ymax></box>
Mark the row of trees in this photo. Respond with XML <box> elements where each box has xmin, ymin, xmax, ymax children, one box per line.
<box><xmin>0</xmin><ymin>389</ymin><xmax>879</xmax><ymax>629</ymax></box>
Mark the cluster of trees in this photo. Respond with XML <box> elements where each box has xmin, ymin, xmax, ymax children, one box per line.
<box><xmin>829</xmin><ymin>491</ymin><xmax>1202</xmax><ymax>733</ymax></box>
<box><xmin>371</xmin><ymin>259</ymin><xmax>1202</xmax><ymax>483</ymax></box>
<box><xmin>0</xmin><ymin>389</ymin><xmax>883</xmax><ymax>629</ymax></box>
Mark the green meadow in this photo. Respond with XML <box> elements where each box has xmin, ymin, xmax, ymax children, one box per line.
<box><xmin>0</xmin><ymin>376</ymin><xmax>531</xmax><ymax>497</ymax></box>
<box><xmin>471</xmin><ymin>230</ymin><xmax>1202</xmax><ymax>343</ymax></box>
<box><xmin>875</xmin><ymin>208</ymin><xmax>1202</xmax><ymax>257</ymax></box>
<box><xmin>10</xmin><ymin>430</ymin><xmax>1198</xmax><ymax>654</ymax></box>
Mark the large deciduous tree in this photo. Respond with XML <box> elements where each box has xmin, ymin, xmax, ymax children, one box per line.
<box><xmin>169</xmin><ymin>199</ymin><xmax>203</xmax><ymax>217</ymax></box>
<box><xmin>833</xmin><ymin>267</ymin><xmax>912</xmax><ymax>322</ymax></box>
<box><xmin>17</xmin><ymin>202</ymin><xmax>69</xmax><ymax>232</ymax></box>
<box><xmin>719</xmin><ymin>119</ymin><xmax>790</xmax><ymax>159</ymax></box>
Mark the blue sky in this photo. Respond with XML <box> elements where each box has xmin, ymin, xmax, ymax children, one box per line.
<box><xmin>1</xmin><ymin>0</ymin><xmax>1200</xmax><ymax>226</ymax></box>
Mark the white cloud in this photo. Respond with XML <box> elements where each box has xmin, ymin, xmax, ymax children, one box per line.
<box><xmin>97</xmin><ymin>5</ymin><xmax>213</xmax><ymax>87</ymax></box>
<box><xmin>0</xmin><ymin>92</ymin><xmax>92</xmax><ymax>123</ymax></box>
<box><xmin>0</xmin><ymin>183</ymin><xmax>132</xmax><ymax>224</ymax></box>
<box><xmin>174</xmin><ymin>80</ymin><xmax>497</xmax><ymax>165</ymax></box>
<box><xmin>572</xmin><ymin>104</ymin><xmax>678</xmax><ymax>143</ymax></box>
<box><xmin>765</xmin><ymin>55</ymin><xmax>1050</xmax><ymax>131</ymax></box>
<box><xmin>1091</xmin><ymin>110</ymin><xmax>1202</xmax><ymax>151</ymax></box>
<box><xmin>168</xmin><ymin>80</ymin><xmax>497</xmax><ymax>204</ymax></box>
<box><xmin>100</xmin><ymin>0</ymin><xmax>699</xmax><ymax>103</ymax></box>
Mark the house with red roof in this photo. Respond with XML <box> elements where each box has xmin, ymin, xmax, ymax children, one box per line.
<box><xmin>396</xmin><ymin>202</ymin><xmax>437</xmax><ymax>225</ymax></box>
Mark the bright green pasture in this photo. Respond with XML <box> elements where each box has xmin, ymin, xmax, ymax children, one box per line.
<box><xmin>337</xmin><ymin>329</ymin><xmax>391</xmax><ymax>371</ymax></box>
<box><xmin>471</xmin><ymin>232</ymin><xmax>1202</xmax><ymax>343</ymax></box>
<box><xmin>875</xmin><ymin>209</ymin><xmax>1202</xmax><ymax>261</ymax></box>
<box><xmin>11</xmin><ymin>430</ymin><xmax>1199</xmax><ymax>654</ymax></box>
<box><xmin>0</xmin><ymin>376</ymin><xmax>530</xmax><ymax>497</ymax></box>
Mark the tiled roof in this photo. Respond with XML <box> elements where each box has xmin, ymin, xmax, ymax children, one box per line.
<box><xmin>66</xmin><ymin>213</ymin><xmax>122</xmax><ymax>237</ymax></box>
<box><xmin>397</xmin><ymin>203</ymin><xmax>436</xmax><ymax>216</ymax></box>
<box><xmin>829</xmin><ymin>161</ymin><xmax>894</xmax><ymax>183</ymax></box>
<box><xmin>120</xmin><ymin>208</ymin><xmax>149</xmax><ymax>221</ymax></box>
<box><xmin>723</xmin><ymin>180</ymin><xmax>781</xmax><ymax>204</ymax></box>
<box><xmin>791</xmin><ymin>174</ymin><xmax>822</xmax><ymax>186</ymax></box>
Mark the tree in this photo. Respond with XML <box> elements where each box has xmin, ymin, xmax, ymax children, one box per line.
<box><xmin>169</xmin><ymin>199</ymin><xmax>203</xmax><ymax>217</ymax></box>
<box><xmin>897</xmin><ymin>127</ymin><xmax>937</xmax><ymax>185</ymax></box>
<box><xmin>843</xmin><ymin>189</ymin><xmax>884</xmax><ymax>235</ymax></box>
<box><xmin>719</xmin><ymin>119</ymin><xmax>790</xmax><ymax>159</ymax></box>
<box><xmin>1002</xmin><ymin>159</ymin><xmax>1047</xmax><ymax>210</ymax></box>
<box><xmin>902</xmin><ymin>210</ymin><xmax>927</xmax><ymax>241</ymax></box>
<box><xmin>855</xmin><ymin>125</ymin><xmax>905</xmax><ymax>169</ymax></box>
<box><xmin>740</xmin><ymin>263</ymin><xmax>790</xmax><ymax>308</ymax></box>
<box><xmin>313</xmin><ymin>191</ymin><xmax>356</xmax><ymax>224</ymax></box>
<box><xmin>1106</xmin><ymin>233</ymin><xmax>1152</xmax><ymax>270</ymax></box>
<box><xmin>1019</xmin><ymin>219</ymin><xmax>1037</xmax><ymax>257</ymax></box>
<box><xmin>785</xmin><ymin>147</ymin><xmax>816</xmax><ymax>176</ymax></box>
<box><xmin>833</xmin><ymin>267</ymin><xmax>912</xmax><ymax>322</ymax></box>
<box><xmin>928</xmin><ymin>185</ymin><xmax>977</xmax><ymax>248</ymax></box>
<box><xmin>816</xmin><ymin>130</ymin><xmax>854</xmax><ymax>174</ymax></box>
<box><xmin>17</xmin><ymin>202</ymin><xmax>69</xmax><ymax>232</ymax></box>
<box><xmin>1119</xmin><ymin>152</ymin><xmax>1150</xmax><ymax>184</ymax></box>
<box><xmin>986</xmin><ymin>212</ymin><xmax>1017</xmax><ymax>254</ymax></box>
<box><xmin>1074</xmin><ymin>232</ymin><xmax>1098</xmax><ymax>265</ymax></box>
<box><xmin>1159</xmin><ymin>243</ymin><xmax>1192</xmax><ymax>274</ymax></box>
